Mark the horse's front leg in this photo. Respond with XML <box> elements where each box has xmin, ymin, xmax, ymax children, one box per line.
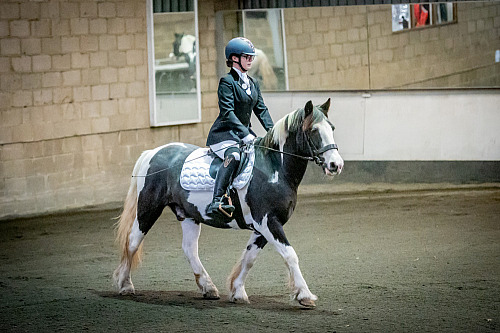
<box><xmin>227</xmin><ymin>231</ymin><xmax>268</xmax><ymax>303</ymax></box>
<box><xmin>181</xmin><ymin>218</ymin><xmax>219</xmax><ymax>299</ymax></box>
<box><xmin>256</xmin><ymin>215</ymin><xmax>317</xmax><ymax>308</ymax></box>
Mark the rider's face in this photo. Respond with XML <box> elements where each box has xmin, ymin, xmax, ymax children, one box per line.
<box><xmin>233</xmin><ymin>54</ymin><xmax>254</xmax><ymax>72</ymax></box>
<box><xmin>240</xmin><ymin>54</ymin><xmax>254</xmax><ymax>71</ymax></box>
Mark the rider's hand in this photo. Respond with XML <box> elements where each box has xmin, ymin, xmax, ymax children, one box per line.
<box><xmin>242</xmin><ymin>134</ymin><xmax>255</xmax><ymax>145</ymax></box>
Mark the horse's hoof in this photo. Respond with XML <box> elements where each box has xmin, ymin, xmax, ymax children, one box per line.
<box><xmin>298</xmin><ymin>298</ymin><xmax>316</xmax><ymax>308</ymax></box>
<box><xmin>119</xmin><ymin>288</ymin><xmax>135</xmax><ymax>296</ymax></box>
<box><xmin>230</xmin><ymin>298</ymin><xmax>250</xmax><ymax>304</ymax></box>
<box><xmin>203</xmin><ymin>290</ymin><xmax>220</xmax><ymax>300</ymax></box>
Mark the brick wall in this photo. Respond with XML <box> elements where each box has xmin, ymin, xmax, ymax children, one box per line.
<box><xmin>285</xmin><ymin>6</ymin><xmax>370</xmax><ymax>90</ymax></box>
<box><xmin>0</xmin><ymin>1</ymin><xmax>498</xmax><ymax>218</ymax></box>
<box><xmin>0</xmin><ymin>0</ymin><xmax>233</xmax><ymax>218</ymax></box>
<box><xmin>285</xmin><ymin>2</ymin><xmax>500</xmax><ymax>90</ymax></box>
<box><xmin>368</xmin><ymin>2</ymin><xmax>500</xmax><ymax>88</ymax></box>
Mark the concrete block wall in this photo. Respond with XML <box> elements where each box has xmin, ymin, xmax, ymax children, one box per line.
<box><xmin>0</xmin><ymin>0</ymin><xmax>150</xmax><ymax>146</ymax></box>
<box><xmin>0</xmin><ymin>0</ymin><xmax>235</xmax><ymax>219</ymax></box>
<box><xmin>284</xmin><ymin>2</ymin><xmax>500</xmax><ymax>90</ymax></box>
<box><xmin>284</xmin><ymin>6</ymin><xmax>370</xmax><ymax>90</ymax></box>
<box><xmin>0</xmin><ymin>0</ymin><xmax>498</xmax><ymax>219</ymax></box>
<box><xmin>368</xmin><ymin>2</ymin><xmax>500</xmax><ymax>88</ymax></box>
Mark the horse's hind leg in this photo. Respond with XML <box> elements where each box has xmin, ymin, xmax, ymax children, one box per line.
<box><xmin>114</xmin><ymin>218</ymin><xmax>145</xmax><ymax>295</ymax></box>
<box><xmin>228</xmin><ymin>231</ymin><xmax>267</xmax><ymax>303</ymax></box>
<box><xmin>181</xmin><ymin>218</ymin><xmax>220</xmax><ymax>299</ymax></box>
<box><xmin>114</xmin><ymin>183</ymin><xmax>164</xmax><ymax>295</ymax></box>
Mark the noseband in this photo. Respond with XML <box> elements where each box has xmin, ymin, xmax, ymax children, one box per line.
<box><xmin>303</xmin><ymin>132</ymin><xmax>338</xmax><ymax>167</ymax></box>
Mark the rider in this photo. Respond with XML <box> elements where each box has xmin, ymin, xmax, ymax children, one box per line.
<box><xmin>206</xmin><ymin>37</ymin><xmax>274</xmax><ymax>218</ymax></box>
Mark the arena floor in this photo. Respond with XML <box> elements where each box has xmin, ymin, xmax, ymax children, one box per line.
<box><xmin>0</xmin><ymin>184</ymin><xmax>499</xmax><ymax>332</ymax></box>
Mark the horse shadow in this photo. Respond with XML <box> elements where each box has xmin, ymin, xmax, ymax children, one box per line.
<box><xmin>95</xmin><ymin>290</ymin><xmax>339</xmax><ymax>315</ymax></box>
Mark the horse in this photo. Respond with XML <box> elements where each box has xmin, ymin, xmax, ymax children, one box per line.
<box><xmin>113</xmin><ymin>99</ymin><xmax>344</xmax><ymax>308</ymax></box>
<box><xmin>172</xmin><ymin>33</ymin><xmax>196</xmax><ymax>77</ymax></box>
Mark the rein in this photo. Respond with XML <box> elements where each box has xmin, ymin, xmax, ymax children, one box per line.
<box><xmin>253</xmin><ymin>144</ymin><xmax>314</xmax><ymax>161</ymax></box>
<box><xmin>254</xmin><ymin>132</ymin><xmax>338</xmax><ymax>166</ymax></box>
<box><xmin>132</xmin><ymin>131</ymin><xmax>338</xmax><ymax>178</ymax></box>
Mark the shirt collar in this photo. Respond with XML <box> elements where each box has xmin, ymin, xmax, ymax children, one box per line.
<box><xmin>232</xmin><ymin>67</ymin><xmax>249</xmax><ymax>85</ymax></box>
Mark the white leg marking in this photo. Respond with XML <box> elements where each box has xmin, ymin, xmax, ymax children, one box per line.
<box><xmin>181</xmin><ymin>218</ymin><xmax>219</xmax><ymax>299</ymax></box>
<box><xmin>128</xmin><ymin>218</ymin><xmax>144</xmax><ymax>253</ymax></box>
<box><xmin>253</xmin><ymin>215</ymin><xmax>317</xmax><ymax>304</ymax></box>
<box><xmin>116</xmin><ymin>218</ymin><xmax>144</xmax><ymax>295</ymax></box>
<box><xmin>228</xmin><ymin>232</ymin><xmax>263</xmax><ymax>303</ymax></box>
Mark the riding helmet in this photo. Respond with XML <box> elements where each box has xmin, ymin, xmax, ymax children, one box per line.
<box><xmin>225</xmin><ymin>37</ymin><xmax>257</xmax><ymax>60</ymax></box>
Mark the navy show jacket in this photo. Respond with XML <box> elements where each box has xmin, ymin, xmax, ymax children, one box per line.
<box><xmin>206</xmin><ymin>69</ymin><xmax>274</xmax><ymax>146</ymax></box>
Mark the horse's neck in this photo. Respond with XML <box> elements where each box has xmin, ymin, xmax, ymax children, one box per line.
<box><xmin>256</xmin><ymin>136</ymin><xmax>309</xmax><ymax>191</ymax></box>
<box><xmin>281</xmin><ymin>156</ymin><xmax>309</xmax><ymax>190</ymax></box>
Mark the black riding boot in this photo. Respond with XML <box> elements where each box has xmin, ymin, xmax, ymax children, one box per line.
<box><xmin>206</xmin><ymin>154</ymin><xmax>240</xmax><ymax>218</ymax></box>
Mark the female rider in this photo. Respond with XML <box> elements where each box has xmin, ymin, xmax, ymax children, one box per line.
<box><xmin>206</xmin><ymin>37</ymin><xmax>274</xmax><ymax>218</ymax></box>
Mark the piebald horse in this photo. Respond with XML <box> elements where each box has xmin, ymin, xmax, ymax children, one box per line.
<box><xmin>113</xmin><ymin>99</ymin><xmax>344</xmax><ymax>308</ymax></box>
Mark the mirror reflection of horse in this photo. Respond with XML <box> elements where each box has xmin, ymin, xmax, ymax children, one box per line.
<box><xmin>172</xmin><ymin>33</ymin><xmax>196</xmax><ymax>76</ymax></box>
<box><xmin>113</xmin><ymin>99</ymin><xmax>344</xmax><ymax>308</ymax></box>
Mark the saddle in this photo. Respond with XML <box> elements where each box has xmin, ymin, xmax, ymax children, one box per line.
<box><xmin>180</xmin><ymin>145</ymin><xmax>254</xmax><ymax>191</ymax></box>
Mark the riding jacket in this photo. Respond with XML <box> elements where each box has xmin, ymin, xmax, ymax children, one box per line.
<box><xmin>206</xmin><ymin>69</ymin><xmax>274</xmax><ymax>146</ymax></box>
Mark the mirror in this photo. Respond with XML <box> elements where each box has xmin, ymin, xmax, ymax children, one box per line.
<box><xmin>216</xmin><ymin>9</ymin><xmax>288</xmax><ymax>91</ymax></box>
<box><xmin>147</xmin><ymin>0</ymin><xmax>201</xmax><ymax>126</ymax></box>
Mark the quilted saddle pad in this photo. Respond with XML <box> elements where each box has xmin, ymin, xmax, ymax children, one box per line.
<box><xmin>180</xmin><ymin>147</ymin><xmax>254</xmax><ymax>191</ymax></box>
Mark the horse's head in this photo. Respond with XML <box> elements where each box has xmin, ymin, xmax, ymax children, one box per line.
<box><xmin>173</xmin><ymin>33</ymin><xmax>184</xmax><ymax>57</ymax></box>
<box><xmin>301</xmin><ymin>99</ymin><xmax>344</xmax><ymax>175</ymax></box>
<box><xmin>262</xmin><ymin>99</ymin><xmax>344</xmax><ymax>176</ymax></box>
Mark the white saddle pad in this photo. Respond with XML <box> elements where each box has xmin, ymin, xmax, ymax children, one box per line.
<box><xmin>180</xmin><ymin>147</ymin><xmax>254</xmax><ymax>191</ymax></box>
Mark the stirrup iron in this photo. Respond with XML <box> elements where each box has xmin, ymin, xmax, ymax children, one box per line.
<box><xmin>218</xmin><ymin>193</ymin><xmax>233</xmax><ymax>218</ymax></box>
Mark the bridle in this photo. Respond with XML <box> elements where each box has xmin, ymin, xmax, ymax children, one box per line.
<box><xmin>253</xmin><ymin>130</ymin><xmax>338</xmax><ymax>167</ymax></box>
<box><xmin>304</xmin><ymin>132</ymin><xmax>338</xmax><ymax>167</ymax></box>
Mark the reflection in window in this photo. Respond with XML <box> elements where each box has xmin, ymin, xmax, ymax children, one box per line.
<box><xmin>392</xmin><ymin>3</ymin><xmax>456</xmax><ymax>32</ymax></box>
<box><xmin>414</xmin><ymin>4</ymin><xmax>431</xmax><ymax>27</ymax></box>
<box><xmin>154</xmin><ymin>16</ymin><xmax>196</xmax><ymax>93</ymax></box>
<box><xmin>147</xmin><ymin>0</ymin><xmax>201</xmax><ymax>126</ymax></box>
<box><xmin>216</xmin><ymin>9</ymin><xmax>288</xmax><ymax>91</ymax></box>
<box><xmin>392</xmin><ymin>4</ymin><xmax>410</xmax><ymax>32</ymax></box>
<box><xmin>435</xmin><ymin>3</ymin><xmax>454</xmax><ymax>25</ymax></box>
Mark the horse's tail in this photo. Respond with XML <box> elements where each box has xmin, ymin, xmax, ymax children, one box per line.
<box><xmin>115</xmin><ymin>152</ymin><xmax>148</xmax><ymax>271</ymax></box>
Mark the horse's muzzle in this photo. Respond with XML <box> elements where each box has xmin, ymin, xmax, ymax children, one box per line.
<box><xmin>324</xmin><ymin>162</ymin><xmax>342</xmax><ymax>176</ymax></box>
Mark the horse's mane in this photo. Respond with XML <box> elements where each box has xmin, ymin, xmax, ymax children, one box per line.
<box><xmin>258</xmin><ymin>106</ymin><xmax>324</xmax><ymax>152</ymax></box>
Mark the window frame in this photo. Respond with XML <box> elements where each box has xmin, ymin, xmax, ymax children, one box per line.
<box><xmin>146</xmin><ymin>0</ymin><xmax>202</xmax><ymax>127</ymax></box>
<box><xmin>215</xmin><ymin>9</ymin><xmax>289</xmax><ymax>92</ymax></box>
<box><xmin>392</xmin><ymin>3</ymin><xmax>457</xmax><ymax>33</ymax></box>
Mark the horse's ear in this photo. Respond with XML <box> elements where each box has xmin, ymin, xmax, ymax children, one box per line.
<box><xmin>320</xmin><ymin>98</ymin><xmax>331</xmax><ymax>116</ymax></box>
<box><xmin>303</xmin><ymin>100</ymin><xmax>314</xmax><ymax>131</ymax></box>
<box><xmin>305</xmin><ymin>100</ymin><xmax>313</xmax><ymax>117</ymax></box>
